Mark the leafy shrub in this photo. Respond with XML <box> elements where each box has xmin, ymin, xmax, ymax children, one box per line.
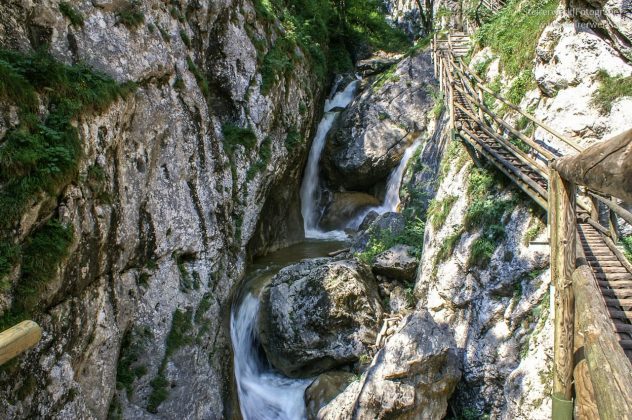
<box><xmin>357</xmin><ymin>217</ymin><xmax>425</xmax><ymax>263</ymax></box>
<box><xmin>59</xmin><ymin>2</ymin><xmax>84</xmax><ymax>27</ymax></box>
<box><xmin>247</xmin><ymin>136</ymin><xmax>273</xmax><ymax>180</ymax></box>
<box><xmin>506</xmin><ymin>69</ymin><xmax>535</xmax><ymax>104</ymax></box>
<box><xmin>116</xmin><ymin>327</ymin><xmax>152</xmax><ymax>397</ymax></box>
<box><xmin>436</xmin><ymin>229</ymin><xmax>463</xmax><ymax>264</ymax></box>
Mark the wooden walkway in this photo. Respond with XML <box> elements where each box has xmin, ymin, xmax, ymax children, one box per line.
<box><xmin>433</xmin><ymin>31</ymin><xmax>632</xmax><ymax>417</ymax></box>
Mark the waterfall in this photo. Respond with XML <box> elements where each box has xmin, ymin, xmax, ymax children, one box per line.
<box><xmin>300</xmin><ymin>80</ymin><xmax>359</xmax><ymax>239</ymax></box>
<box><xmin>231</xmin><ymin>293</ymin><xmax>310</xmax><ymax>420</ymax></box>
<box><xmin>381</xmin><ymin>140</ymin><xmax>422</xmax><ymax>212</ymax></box>
<box><xmin>345</xmin><ymin>140</ymin><xmax>422</xmax><ymax>230</ymax></box>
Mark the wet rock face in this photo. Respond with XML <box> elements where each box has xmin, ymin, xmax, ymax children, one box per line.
<box><xmin>258</xmin><ymin>258</ymin><xmax>384</xmax><ymax>377</ymax></box>
<box><xmin>319</xmin><ymin>192</ymin><xmax>380</xmax><ymax>231</ymax></box>
<box><xmin>304</xmin><ymin>371</ymin><xmax>355</xmax><ymax>420</ymax></box>
<box><xmin>318</xmin><ymin>310</ymin><xmax>461</xmax><ymax>420</ymax></box>
<box><xmin>322</xmin><ymin>52</ymin><xmax>436</xmax><ymax>192</ymax></box>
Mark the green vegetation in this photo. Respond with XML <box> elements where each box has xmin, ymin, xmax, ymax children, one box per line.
<box><xmin>438</xmin><ymin>141</ymin><xmax>469</xmax><ymax>181</ymax></box>
<box><xmin>284</xmin><ymin>129</ymin><xmax>302</xmax><ymax>152</ymax></box>
<box><xmin>148</xmin><ymin>309</ymin><xmax>194</xmax><ymax>413</ymax></box>
<box><xmin>592</xmin><ymin>70</ymin><xmax>632</xmax><ymax>114</ymax></box>
<box><xmin>221</xmin><ymin>123</ymin><xmax>258</xmax><ymax>158</ymax></box>
<box><xmin>622</xmin><ymin>236</ymin><xmax>632</xmax><ymax>263</ymax></box>
<box><xmin>252</xmin><ymin>0</ymin><xmax>410</xmax><ymax>93</ymax></box>
<box><xmin>0</xmin><ymin>49</ymin><xmax>135</xmax><ymax>230</ymax></box>
<box><xmin>117</xmin><ymin>1</ymin><xmax>145</xmax><ymax>29</ymax></box>
<box><xmin>506</xmin><ymin>69</ymin><xmax>535</xmax><ymax>104</ymax></box>
<box><xmin>357</xmin><ymin>217</ymin><xmax>425</xmax><ymax>264</ymax></box>
<box><xmin>475</xmin><ymin>0</ymin><xmax>558</xmax><ymax>77</ymax></box>
<box><xmin>186</xmin><ymin>57</ymin><xmax>209</xmax><ymax>97</ymax></box>
<box><xmin>523</xmin><ymin>213</ymin><xmax>545</xmax><ymax>245</ymax></box>
<box><xmin>1</xmin><ymin>220</ymin><xmax>74</xmax><ymax>330</ymax></box>
<box><xmin>435</xmin><ymin>229</ymin><xmax>464</xmax><ymax>264</ymax></box>
<box><xmin>430</xmin><ymin>86</ymin><xmax>445</xmax><ymax>119</ymax></box>
<box><xmin>116</xmin><ymin>327</ymin><xmax>152</xmax><ymax>398</ymax></box>
<box><xmin>0</xmin><ymin>48</ymin><xmax>134</xmax><ymax>328</ymax></box>
<box><xmin>247</xmin><ymin>136</ymin><xmax>272</xmax><ymax>180</ymax></box>
<box><xmin>59</xmin><ymin>2</ymin><xmax>84</xmax><ymax>27</ymax></box>
<box><xmin>427</xmin><ymin>196</ymin><xmax>458</xmax><ymax>230</ymax></box>
<box><xmin>373</xmin><ymin>65</ymin><xmax>400</xmax><ymax>90</ymax></box>
<box><xmin>464</xmin><ymin>167</ymin><xmax>515</xmax><ymax>268</ymax></box>
<box><xmin>180</xmin><ymin>30</ymin><xmax>191</xmax><ymax>48</ymax></box>
<box><xmin>472</xmin><ymin>56</ymin><xmax>493</xmax><ymax>77</ymax></box>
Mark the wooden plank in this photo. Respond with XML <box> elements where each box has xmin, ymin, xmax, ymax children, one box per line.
<box><xmin>0</xmin><ymin>320</ymin><xmax>42</xmax><ymax>366</ymax></box>
<box><xmin>574</xmin><ymin>264</ymin><xmax>632</xmax><ymax>418</ymax></box>
<box><xmin>599</xmin><ymin>280</ymin><xmax>632</xmax><ymax>288</ymax></box>
<box><xmin>552</xmin><ymin>128</ymin><xmax>632</xmax><ymax>203</ymax></box>
<box><xmin>596</xmin><ymin>273</ymin><xmax>632</xmax><ymax>280</ymax></box>
<box><xmin>550</xmin><ymin>168</ymin><xmax>576</xmax><ymax>404</ymax></box>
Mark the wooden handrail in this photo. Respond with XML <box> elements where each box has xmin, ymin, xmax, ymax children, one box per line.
<box><xmin>587</xmin><ymin>191</ymin><xmax>632</xmax><ymax>226</ymax></box>
<box><xmin>573</xmin><ymin>263</ymin><xmax>632</xmax><ymax>418</ymax></box>
<box><xmin>456</xmin><ymin>59</ymin><xmax>584</xmax><ymax>153</ymax></box>
<box><xmin>0</xmin><ymin>320</ymin><xmax>42</xmax><ymax>365</ymax></box>
<box><xmin>552</xmin><ymin>128</ymin><xmax>632</xmax><ymax>203</ymax></box>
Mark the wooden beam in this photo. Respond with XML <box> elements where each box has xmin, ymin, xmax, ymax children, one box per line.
<box><xmin>550</xmin><ymin>167</ymin><xmax>577</xmax><ymax>409</ymax></box>
<box><xmin>0</xmin><ymin>320</ymin><xmax>42</xmax><ymax>366</ymax></box>
<box><xmin>573</xmin><ymin>264</ymin><xmax>632</xmax><ymax>418</ymax></box>
<box><xmin>552</xmin><ymin>128</ymin><xmax>632</xmax><ymax>203</ymax></box>
<box><xmin>587</xmin><ymin>191</ymin><xmax>632</xmax><ymax>226</ymax></box>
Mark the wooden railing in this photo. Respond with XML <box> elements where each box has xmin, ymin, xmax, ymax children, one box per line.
<box><xmin>0</xmin><ymin>320</ymin><xmax>42</xmax><ymax>365</ymax></box>
<box><xmin>432</xmin><ymin>31</ymin><xmax>632</xmax><ymax>419</ymax></box>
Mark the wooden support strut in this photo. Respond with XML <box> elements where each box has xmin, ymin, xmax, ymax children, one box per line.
<box><xmin>0</xmin><ymin>320</ymin><xmax>42</xmax><ymax>366</ymax></box>
<box><xmin>549</xmin><ymin>167</ymin><xmax>576</xmax><ymax>418</ymax></box>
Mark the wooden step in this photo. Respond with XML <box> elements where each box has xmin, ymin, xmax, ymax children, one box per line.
<box><xmin>609</xmin><ymin>308</ymin><xmax>632</xmax><ymax>320</ymax></box>
<box><xmin>600</xmin><ymin>288</ymin><xmax>632</xmax><ymax>299</ymax></box>
<box><xmin>590</xmin><ymin>261</ymin><xmax>624</xmax><ymax>268</ymax></box>
<box><xmin>593</xmin><ymin>267</ymin><xmax>629</xmax><ymax>274</ymax></box>
<box><xmin>596</xmin><ymin>273</ymin><xmax>632</xmax><ymax>280</ymax></box>
<box><xmin>599</xmin><ymin>280</ymin><xmax>632</xmax><ymax>288</ymax></box>
<box><xmin>606</xmin><ymin>298</ymin><xmax>632</xmax><ymax>307</ymax></box>
<box><xmin>614</xmin><ymin>322</ymin><xmax>632</xmax><ymax>334</ymax></box>
<box><xmin>619</xmin><ymin>339</ymin><xmax>632</xmax><ymax>350</ymax></box>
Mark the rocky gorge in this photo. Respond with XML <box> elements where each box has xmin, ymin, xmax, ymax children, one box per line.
<box><xmin>1</xmin><ymin>0</ymin><xmax>631</xmax><ymax>419</ymax></box>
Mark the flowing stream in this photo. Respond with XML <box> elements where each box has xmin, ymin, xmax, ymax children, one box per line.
<box><xmin>231</xmin><ymin>79</ymin><xmax>424</xmax><ymax>419</ymax></box>
<box><xmin>231</xmin><ymin>241</ymin><xmax>345</xmax><ymax>420</ymax></box>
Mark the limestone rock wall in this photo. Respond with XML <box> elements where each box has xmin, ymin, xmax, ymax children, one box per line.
<box><xmin>0</xmin><ymin>1</ymin><xmax>325</xmax><ymax>418</ymax></box>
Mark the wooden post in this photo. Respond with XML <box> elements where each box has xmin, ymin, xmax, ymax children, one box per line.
<box><xmin>449</xmin><ymin>80</ymin><xmax>456</xmax><ymax>131</ymax></box>
<box><xmin>0</xmin><ymin>320</ymin><xmax>42</xmax><ymax>365</ymax></box>
<box><xmin>477</xmin><ymin>87</ymin><xmax>485</xmax><ymax>122</ymax></box>
<box><xmin>549</xmin><ymin>167</ymin><xmax>576</xmax><ymax>419</ymax></box>
<box><xmin>608</xmin><ymin>199</ymin><xmax>619</xmax><ymax>243</ymax></box>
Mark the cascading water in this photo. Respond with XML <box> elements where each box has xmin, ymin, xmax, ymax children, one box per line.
<box><xmin>300</xmin><ymin>80</ymin><xmax>359</xmax><ymax>239</ymax></box>
<box><xmin>231</xmin><ymin>293</ymin><xmax>310</xmax><ymax>420</ymax></box>
<box><xmin>345</xmin><ymin>140</ymin><xmax>423</xmax><ymax>230</ymax></box>
<box><xmin>231</xmin><ymin>241</ymin><xmax>345</xmax><ymax>420</ymax></box>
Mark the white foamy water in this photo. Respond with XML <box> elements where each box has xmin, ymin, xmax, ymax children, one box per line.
<box><xmin>300</xmin><ymin>80</ymin><xmax>359</xmax><ymax>240</ymax></box>
<box><xmin>346</xmin><ymin>140</ymin><xmax>422</xmax><ymax>229</ymax></box>
<box><xmin>231</xmin><ymin>293</ymin><xmax>311</xmax><ymax>420</ymax></box>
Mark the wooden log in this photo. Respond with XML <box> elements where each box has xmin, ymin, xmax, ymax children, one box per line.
<box><xmin>552</xmin><ymin>128</ymin><xmax>632</xmax><ymax>203</ymax></box>
<box><xmin>573</xmin><ymin>264</ymin><xmax>632</xmax><ymax>418</ymax></box>
<box><xmin>574</xmin><ymin>311</ymin><xmax>600</xmax><ymax>419</ymax></box>
<box><xmin>0</xmin><ymin>320</ymin><xmax>42</xmax><ymax>366</ymax></box>
<box><xmin>588</xmin><ymin>191</ymin><xmax>632</xmax><ymax>226</ymax></box>
<box><xmin>550</xmin><ymin>167</ymin><xmax>577</xmax><ymax>408</ymax></box>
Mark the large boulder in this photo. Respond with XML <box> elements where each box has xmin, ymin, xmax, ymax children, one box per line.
<box><xmin>319</xmin><ymin>192</ymin><xmax>380</xmax><ymax>231</ymax></box>
<box><xmin>372</xmin><ymin>245</ymin><xmax>419</xmax><ymax>282</ymax></box>
<box><xmin>318</xmin><ymin>310</ymin><xmax>461</xmax><ymax>420</ymax></box>
<box><xmin>258</xmin><ymin>258</ymin><xmax>384</xmax><ymax>377</ymax></box>
<box><xmin>352</xmin><ymin>212</ymin><xmax>405</xmax><ymax>253</ymax></box>
<box><xmin>322</xmin><ymin>52</ymin><xmax>436</xmax><ymax>191</ymax></box>
<box><xmin>304</xmin><ymin>371</ymin><xmax>356</xmax><ymax>420</ymax></box>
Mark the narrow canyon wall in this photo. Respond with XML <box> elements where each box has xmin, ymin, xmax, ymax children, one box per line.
<box><xmin>0</xmin><ymin>1</ymin><xmax>326</xmax><ymax>418</ymax></box>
